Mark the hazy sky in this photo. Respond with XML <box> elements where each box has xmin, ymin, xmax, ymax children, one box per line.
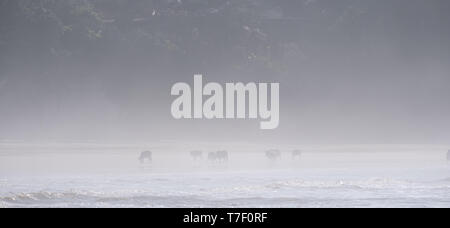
<box><xmin>0</xmin><ymin>0</ymin><xmax>449</xmax><ymax>144</ymax></box>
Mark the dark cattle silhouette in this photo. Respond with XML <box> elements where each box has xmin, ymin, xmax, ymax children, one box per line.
<box><xmin>190</xmin><ymin>150</ymin><xmax>203</xmax><ymax>160</ymax></box>
<box><xmin>292</xmin><ymin>150</ymin><xmax>302</xmax><ymax>160</ymax></box>
<box><xmin>208</xmin><ymin>150</ymin><xmax>228</xmax><ymax>162</ymax></box>
<box><xmin>265</xmin><ymin>149</ymin><xmax>281</xmax><ymax>161</ymax></box>
<box><xmin>139</xmin><ymin>150</ymin><xmax>152</xmax><ymax>163</ymax></box>
<box><xmin>217</xmin><ymin>150</ymin><xmax>228</xmax><ymax>162</ymax></box>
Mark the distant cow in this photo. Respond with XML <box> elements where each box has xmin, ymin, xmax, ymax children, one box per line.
<box><xmin>190</xmin><ymin>150</ymin><xmax>203</xmax><ymax>160</ymax></box>
<box><xmin>217</xmin><ymin>150</ymin><xmax>229</xmax><ymax>162</ymax></box>
<box><xmin>139</xmin><ymin>151</ymin><xmax>152</xmax><ymax>163</ymax></box>
<box><xmin>265</xmin><ymin>149</ymin><xmax>281</xmax><ymax>161</ymax></box>
<box><xmin>208</xmin><ymin>150</ymin><xmax>229</xmax><ymax>162</ymax></box>
<box><xmin>292</xmin><ymin>150</ymin><xmax>302</xmax><ymax>160</ymax></box>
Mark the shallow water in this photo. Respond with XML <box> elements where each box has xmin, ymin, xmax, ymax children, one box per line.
<box><xmin>0</xmin><ymin>143</ymin><xmax>449</xmax><ymax>207</ymax></box>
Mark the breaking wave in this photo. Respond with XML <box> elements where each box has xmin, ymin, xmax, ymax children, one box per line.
<box><xmin>1</xmin><ymin>177</ymin><xmax>449</xmax><ymax>207</ymax></box>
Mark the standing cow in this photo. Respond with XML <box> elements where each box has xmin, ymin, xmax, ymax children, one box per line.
<box><xmin>139</xmin><ymin>150</ymin><xmax>152</xmax><ymax>163</ymax></box>
<box><xmin>208</xmin><ymin>151</ymin><xmax>229</xmax><ymax>162</ymax></box>
<box><xmin>190</xmin><ymin>150</ymin><xmax>203</xmax><ymax>160</ymax></box>
<box><xmin>217</xmin><ymin>150</ymin><xmax>229</xmax><ymax>162</ymax></box>
<box><xmin>265</xmin><ymin>149</ymin><xmax>281</xmax><ymax>161</ymax></box>
<box><xmin>292</xmin><ymin>150</ymin><xmax>302</xmax><ymax>160</ymax></box>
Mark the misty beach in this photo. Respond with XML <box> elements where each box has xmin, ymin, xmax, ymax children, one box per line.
<box><xmin>1</xmin><ymin>142</ymin><xmax>449</xmax><ymax>208</ymax></box>
<box><xmin>1</xmin><ymin>0</ymin><xmax>450</xmax><ymax>210</ymax></box>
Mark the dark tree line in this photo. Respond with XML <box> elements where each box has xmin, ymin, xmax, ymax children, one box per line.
<box><xmin>1</xmin><ymin>0</ymin><xmax>449</xmax><ymax>71</ymax></box>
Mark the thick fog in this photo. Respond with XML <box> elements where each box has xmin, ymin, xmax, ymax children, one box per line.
<box><xmin>1</xmin><ymin>0</ymin><xmax>449</xmax><ymax>144</ymax></box>
<box><xmin>1</xmin><ymin>1</ymin><xmax>450</xmax><ymax>208</ymax></box>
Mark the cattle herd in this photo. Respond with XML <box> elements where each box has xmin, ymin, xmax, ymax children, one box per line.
<box><xmin>139</xmin><ymin>149</ymin><xmax>450</xmax><ymax>164</ymax></box>
<box><xmin>139</xmin><ymin>149</ymin><xmax>302</xmax><ymax>163</ymax></box>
